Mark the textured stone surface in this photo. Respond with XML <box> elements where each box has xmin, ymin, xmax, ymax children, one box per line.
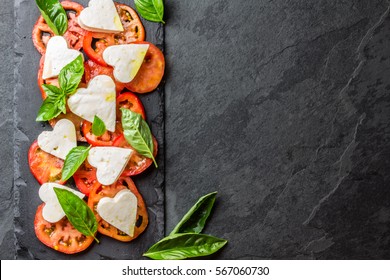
<box><xmin>164</xmin><ymin>0</ymin><xmax>390</xmax><ymax>259</ymax></box>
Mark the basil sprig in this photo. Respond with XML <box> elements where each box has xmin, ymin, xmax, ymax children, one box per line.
<box><xmin>61</xmin><ymin>146</ymin><xmax>91</xmax><ymax>181</ymax></box>
<box><xmin>121</xmin><ymin>108</ymin><xmax>158</xmax><ymax>167</ymax></box>
<box><xmin>35</xmin><ymin>0</ymin><xmax>68</xmax><ymax>36</ymax></box>
<box><xmin>36</xmin><ymin>55</ymin><xmax>84</xmax><ymax>122</ymax></box>
<box><xmin>144</xmin><ymin>192</ymin><xmax>227</xmax><ymax>260</ymax></box>
<box><xmin>92</xmin><ymin>116</ymin><xmax>106</xmax><ymax>137</ymax></box>
<box><xmin>134</xmin><ymin>0</ymin><xmax>165</xmax><ymax>24</ymax></box>
<box><xmin>53</xmin><ymin>187</ymin><xmax>99</xmax><ymax>243</ymax></box>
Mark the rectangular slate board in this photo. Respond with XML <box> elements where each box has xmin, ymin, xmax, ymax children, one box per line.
<box><xmin>13</xmin><ymin>0</ymin><xmax>164</xmax><ymax>259</ymax></box>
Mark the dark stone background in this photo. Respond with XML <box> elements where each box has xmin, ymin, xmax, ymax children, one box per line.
<box><xmin>2</xmin><ymin>0</ymin><xmax>390</xmax><ymax>259</ymax></box>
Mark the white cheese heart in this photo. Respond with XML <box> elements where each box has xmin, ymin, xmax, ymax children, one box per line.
<box><xmin>87</xmin><ymin>147</ymin><xmax>133</xmax><ymax>185</ymax></box>
<box><xmin>103</xmin><ymin>44</ymin><xmax>149</xmax><ymax>83</ymax></box>
<box><xmin>67</xmin><ymin>75</ymin><xmax>116</xmax><ymax>132</ymax></box>
<box><xmin>97</xmin><ymin>189</ymin><xmax>138</xmax><ymax>236</ymax></box>
<box><xmin>39</xmin><ymin>183</ymin><xmax>85</xmax><ymax>223</ymax></box>
<box><xmin>37</xmin><ymin>119</ymin><xmax>77</xmax><ymax>160</ymax></box>
<box><xmin>78</xmin><ymin>0</ymin><xmax>123</xmax><ymax>33</ymax></box>
<box><xmin>42</xmin><ymin>36</ymin><xmax>83</xmax><ymax>79</ymax></box>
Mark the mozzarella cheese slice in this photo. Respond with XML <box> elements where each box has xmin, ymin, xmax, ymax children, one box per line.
<box><xmin>87</xmin><ymin>147</ymin><xmax>133</xmax><ymax>185</ymax></box>
<box><xmin>42</xmin><ymin>36</ymin><xmax>83</xmax><ymax>79</ymax></box>
<box><xmin>97</xmin><ymin>189</ymin><xmax>138</xmax><ymax>236</ymax></box>
<box><xmin>39</xmin><ymin>183</ymin><xmax>85</xmax><ymax>223</ymax></box>
<box><xmin>37</xmin><ymin>119</ymin><xmax>77</xmax><ymax>160</ymax></box>
<box><xmin>78</xmin><ymin>0</ymin><xmax>123</xmax><ymax>33</ymax></box>
<box><xmin>67</xmin><ymin>75</ymin><xmax>116</xmax><ymax>132</ymax></box>
<box><xmin>103</xmin><ymin>44</ymin><xmax>149</xmax><ymax>83</ymax></box>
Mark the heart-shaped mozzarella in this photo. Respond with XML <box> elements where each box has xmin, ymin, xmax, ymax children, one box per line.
<box><xmin>37</xmin><ymin>119</ymin><xmax>77</xmax><ymax>160</ymax></box>
<box><xmin>88</xmin><ymin>147</ymin><xmax>133</xmax><ymax>185</ymax></box>
<box><xmin>103</xmin><ymin>44</ymin><xmax>149</xmax><ymax>83</ymax></box>
<box><xmin>67</xmin><ymin>75</ymin><xmax>116</xmax><ymax>132</ymax></box>
<box><xmin>42</xmin><ymin>36</ymin><xmax>83</xmax><ymax>79</ymax></box>
<box><xmin>97</xmin><ymin>189</ymin><xmax>138</xmax><ymax>236</ymax></box>
<box><xmin>39</xmin><ymin>183</ymin><xmax>85</xmax><ymax>223</ymax></box>
<box><xmin>78</xmin><ymin>0</ymin><xmax>123</xmax><ymax>33</ymax></box>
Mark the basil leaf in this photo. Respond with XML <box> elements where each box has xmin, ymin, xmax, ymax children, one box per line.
<box><xmin>61</xmin><ymin>146</ymin><xmax>91</xmax><ymax>181</ymax></box>
<box><xmin>92</xmin><ymin>116</ymin><xmax>106</xmax><ymax>137</ymax></box>
<box><xmin>143</xmin><ymin>233</ymin><xmax>227</xmax><ymax>260</ymax></box>
<box><xmin>59</xmin><ymin>55</ymin><xmax>84</xmax><ymax>95</ymax></box>
<box><xmin>134</xmin><ymin>0</ymin><xmax>165</xmax><ymax>24</ymax></box>
<box><xmin>35</xmin><ymin>0</ymin><xmax>68</xmax><ymax>36</ymax></box>
<box><xmin>121</xmin><ymin>108</ymin><xmax>158</xmax><ymax>167</ymax></box>
<box><xmin>36</xmin><ymin>85</ymin><xmax>66</xmax><ymax>121</ymax></box>
<box><xmin>170</xmin><ymin>192</ymin><xmax>217</xmax><ymax>235</ymax></box>
<box><xmin>53</xmin><ymin>187</ymin><xmax>99</xmax><ymax>243</ymax></box>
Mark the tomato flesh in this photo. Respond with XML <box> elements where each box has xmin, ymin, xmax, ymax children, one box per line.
<box><xmin>116</xmin><ymin>91</ymin><xmax>146</xmax><ymax>120</ymax></box>
<box><xmin>73</xmin><ymin>161</ymin><xmax>100</xmax><ymax>196</ymax></box>
<box><xmin>82</xmin><ymin>121</ymin><xmax>123</xmax><ymax>146</ymax></box>
<box><xmin>34</xmin><ymin>204</ymin><xmax>94</xmax><ymax>254</ymax></box>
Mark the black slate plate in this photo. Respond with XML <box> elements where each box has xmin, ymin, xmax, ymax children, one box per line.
<box><xmin>14</xmin><ymin>0</ymin><xmax>164</xmax><ymax>259</ymax></box>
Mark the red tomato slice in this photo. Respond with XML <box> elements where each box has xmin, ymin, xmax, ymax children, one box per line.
<box><xmin>116</xmin><ymin>91</ymin><xmax>146</xmax><ymax>120</ymax></box>
<box><xmin>88</xmin><ymin>177</ymin><xmax>148</xmax><ymax>242</ymax></box>
<box><xmin>32</xmin><ymin>1</ymin><xmax>86</xmax><ymax>55</ymax></box>
<box><xmin>73</xmin><ymin>161</ymin><xmax>100</xmax><ymax>196</ymax></box>
<box><xmin>34</xmin><ymin>204</ymin><xmax>95</xmax><ymax>254</ymax></box>
<box><xmin>84</xmin><ymin>60</ymin><xmax>125</xmax><ymax>94</ymax></box>
<box><xmin>83</xmin><ymin>3</ymin><xmax>145</xmax><ymax>66</ymax></box>
<box><xmin>113</xmin><ymin>135</ymin><xmax>158</xmax><ymax>176</ymax></box>
<box><xmin>125</xmin><ymin>42</ymin><xmax>165</xmax><ymax>94</ymax></box>
<box><xmin>82</xmin><ymin>121</ymin><xmax>123</xmax><ymax>146</ymax></box>
<box><xmin>28</xmin><ymin>141</ymin><xmax>64</xmax><ymax>185</ymax></box>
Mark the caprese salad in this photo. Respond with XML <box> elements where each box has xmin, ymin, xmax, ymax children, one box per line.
<box><xmin>29</xmin><ymin>0</ymin><xmax>164</xmax><ymax>254</ymax></box>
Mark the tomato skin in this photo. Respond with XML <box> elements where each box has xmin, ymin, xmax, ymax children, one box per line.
<box><xmin>73</xmin><ymin>161</ymin><xmax>100</xmax><ymax>196</ymax></box>
<box><xmin>82</xmin><ymin>121</ymin><xmax>123</xmax><ymax>146</ymax></box>
<box><xmin>88</xmin><ymin>177</ymin><xmax>148</xmax><ymax>242</ymax></box>
<box><xmin>28</xmin><ymin>141</ymin><xmax>65</xmax><ymax>185</ymax></box>
<box><xmin>125</xmin><ymin>42</ymin><xmax>165</xmax><ymax>94</ymax></box>
<box><xmin>116</xmin><ymin>92</ymin><xmax>146</xmax><ymax>120</ymax></box>
<box><xmin>34</xmin><ymin>204</ymin><xmax>95</xmax><ymax>254</ymax></box>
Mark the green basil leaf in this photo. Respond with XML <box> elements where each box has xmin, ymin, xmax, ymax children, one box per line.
<box><xmin>36</xmin><ymin>85</ymin><xmax>66</xmax><ymax>121</ymax></box>
<box><xmin>92</xmin><ymin>115</ymin><xmax>106</xmax><ymax>137</ymax></box>
<box><xmin>53</xmin><ymin>187</ymin><xmax>99</xmax><ymax>243</ymax></box>
<box><xmin>134</xmin><ymin>0</ymin><xmax>165</xmax><ymax>23</ymax></box>
<box><xmin>121</xmin><ymin>108</ymin><xmax>158</xmax><ymax>167</ymax></box>
<box><xmin>61</xmin><ymin>146</ymin><xmax>91</xmax><ymax>181</ymax></box>
<box><xmin>170</xmin><ymin>192</ymin><xmax>217</xmax><ymax>235</ymax></box>
<box><xmin>35</xmin><ymin>0</ymin><xmax>68</xmax><ymax>36</ymax></box>
<box><xmin>59</xmin><ymin>55</ymin><xmax>84</xmax><ymax>95</ymax></box>
<box><xmin>143</xmin><ymin>233</ymin><xmax>227</xmax><ymax>260</ymax></box>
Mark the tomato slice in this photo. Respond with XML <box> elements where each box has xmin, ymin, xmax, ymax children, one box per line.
<box><xmin>49</xmin><ymin>112</ymin><xmax>87</xmax><ymax>142</ymax></box>
<box><xmin>82</xmin><ymin>120</ymin><xmax>123</xmax><ymax>146</ymax></box>
<box><xmin>34</xmin><ymin>204</ymin><xmax>95</xmax><ymax>254</ymax></box>
<box><xmin>32</xmin><ymin>1</ymin><xmax>86</xmax><ymax>55</ymax></box>
<box><xmin>88</xmin><ymin>177</ymin><xmax>148</xmax><ymax>242</ymax></box>
<box><xmin>83</xmin><ymin>3</ymin><xmax>145</xmax><ymax>66</ymax></box>
<box><xmin>84</xmin><ymin>60</ymin><xmax>125</xmax><ymax>94</ymax></box>
<box><xmin>116</xmin><ymin>91</ymin><xmax>146</xmax><ymax>120</ymax></box>
<box><xmin>125</xmin><ymin>42</ymin><xmax>165</xmax><ymax>94</ymax></box>
<box><xmin>28</xmin><ymin>141</ymin><xmax>64</xmax><ymax>185</ymax></box>
<box><xmin>113</xmin><ymin>135</ymin><xmax>158</xmax><ymax>176</ymax></box>
<box><xmin>73</xmin><ymin>161</ymin><xmax>100</xmax><ymax>196</ymax></box>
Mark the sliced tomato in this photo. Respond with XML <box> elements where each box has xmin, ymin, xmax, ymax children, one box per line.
<box><xmin>84</xmin><ymin>60</ymin><xmax>125</xmax><ymax>94</ymax></box>
<box><xmin>83</xmin><ymin>3</ymin><xmax>145</xmax><ymax>66</ymax></box>
<box><xmin>73</xmin><ymin>161</ymin><xmax>100</xmax><ymax>196</ymax></box>
<box><xmin>88</xmin><ymin>177</ymin><xmax>148</xmax><ymax>242</ymax></box>
<box><xmin>32</xmin><ymin>1</ymin><xmax>86</xmax><ymax>55</ymax></box>
<box><xmin>49</xmin><ymin>111</ymin><xmax>87</xmax><ymax>142</ymax></box>
<box><xmin>34</xmin><ymin>204</ymin><xmax>95</xmax><ymax>254</ymax></box>
<box><xmin>125</xmin><ymin>42</ymin><xmax>165</xmax><ymax>94</ymax></box>
<box><xmin>113</xmin><ymin>135</ymin><xmax>158</xmax><ymax>176</ymax></box>
<box><xmin>28</xmin><ymin>141</ymin><xmax>64</xmax><ymax>185</ymax></box>
<box><xmin>82</xmin><ymin>121</ymin><xmax>123</xmax><ymax>146</ymax></box>
<box><xmin>116</xmin><ymin>92</ymin><xmax>146</xmax><ymax>120</ymax></box>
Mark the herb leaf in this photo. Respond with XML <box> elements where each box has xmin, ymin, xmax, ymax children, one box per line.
<box><xmin>134</xmin><ymin>0</ymin><xmax>165</xmax><ymax>24</ymax></box>
<box><xmin>53</xmin><ymin>187</ymin><xmax>99</xmax><ymax>243</ymax></box>
<box><xmin>36</xmin><ymin>85</ymin><xmax>65</xmax><ymax>121</ymax></box>
<box><xmin>92</xmin><ymin>116</ymin><xmax>106</xmax><ymax>137</ymax></box>
<box><xmin>61</xmin><ymin>146</ymin><xmax>91</xmax><ymax>181</ymax></box>
<box><xmin>35</xmin><ymin>0</ymin><xmax>68</xmax><ymax>36</ymax></box>
<box><xmin>170</xmin><ymin>192</ymin><xmax>217</xmax><ymax>235</ymax></box>
<box><xmin>143</xmin><ymin>233</ymin><xmax>227</xmax><ymax>260</ymax></box>
<box><xmin>59</xmin><ymin>55</ymin><xmax>84</xmax><ymax>95</ymax></box>
<box><xmin>121</xmin><ymin>108</ymin><xmax>157</xmax><ymax>167</ymax></box>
